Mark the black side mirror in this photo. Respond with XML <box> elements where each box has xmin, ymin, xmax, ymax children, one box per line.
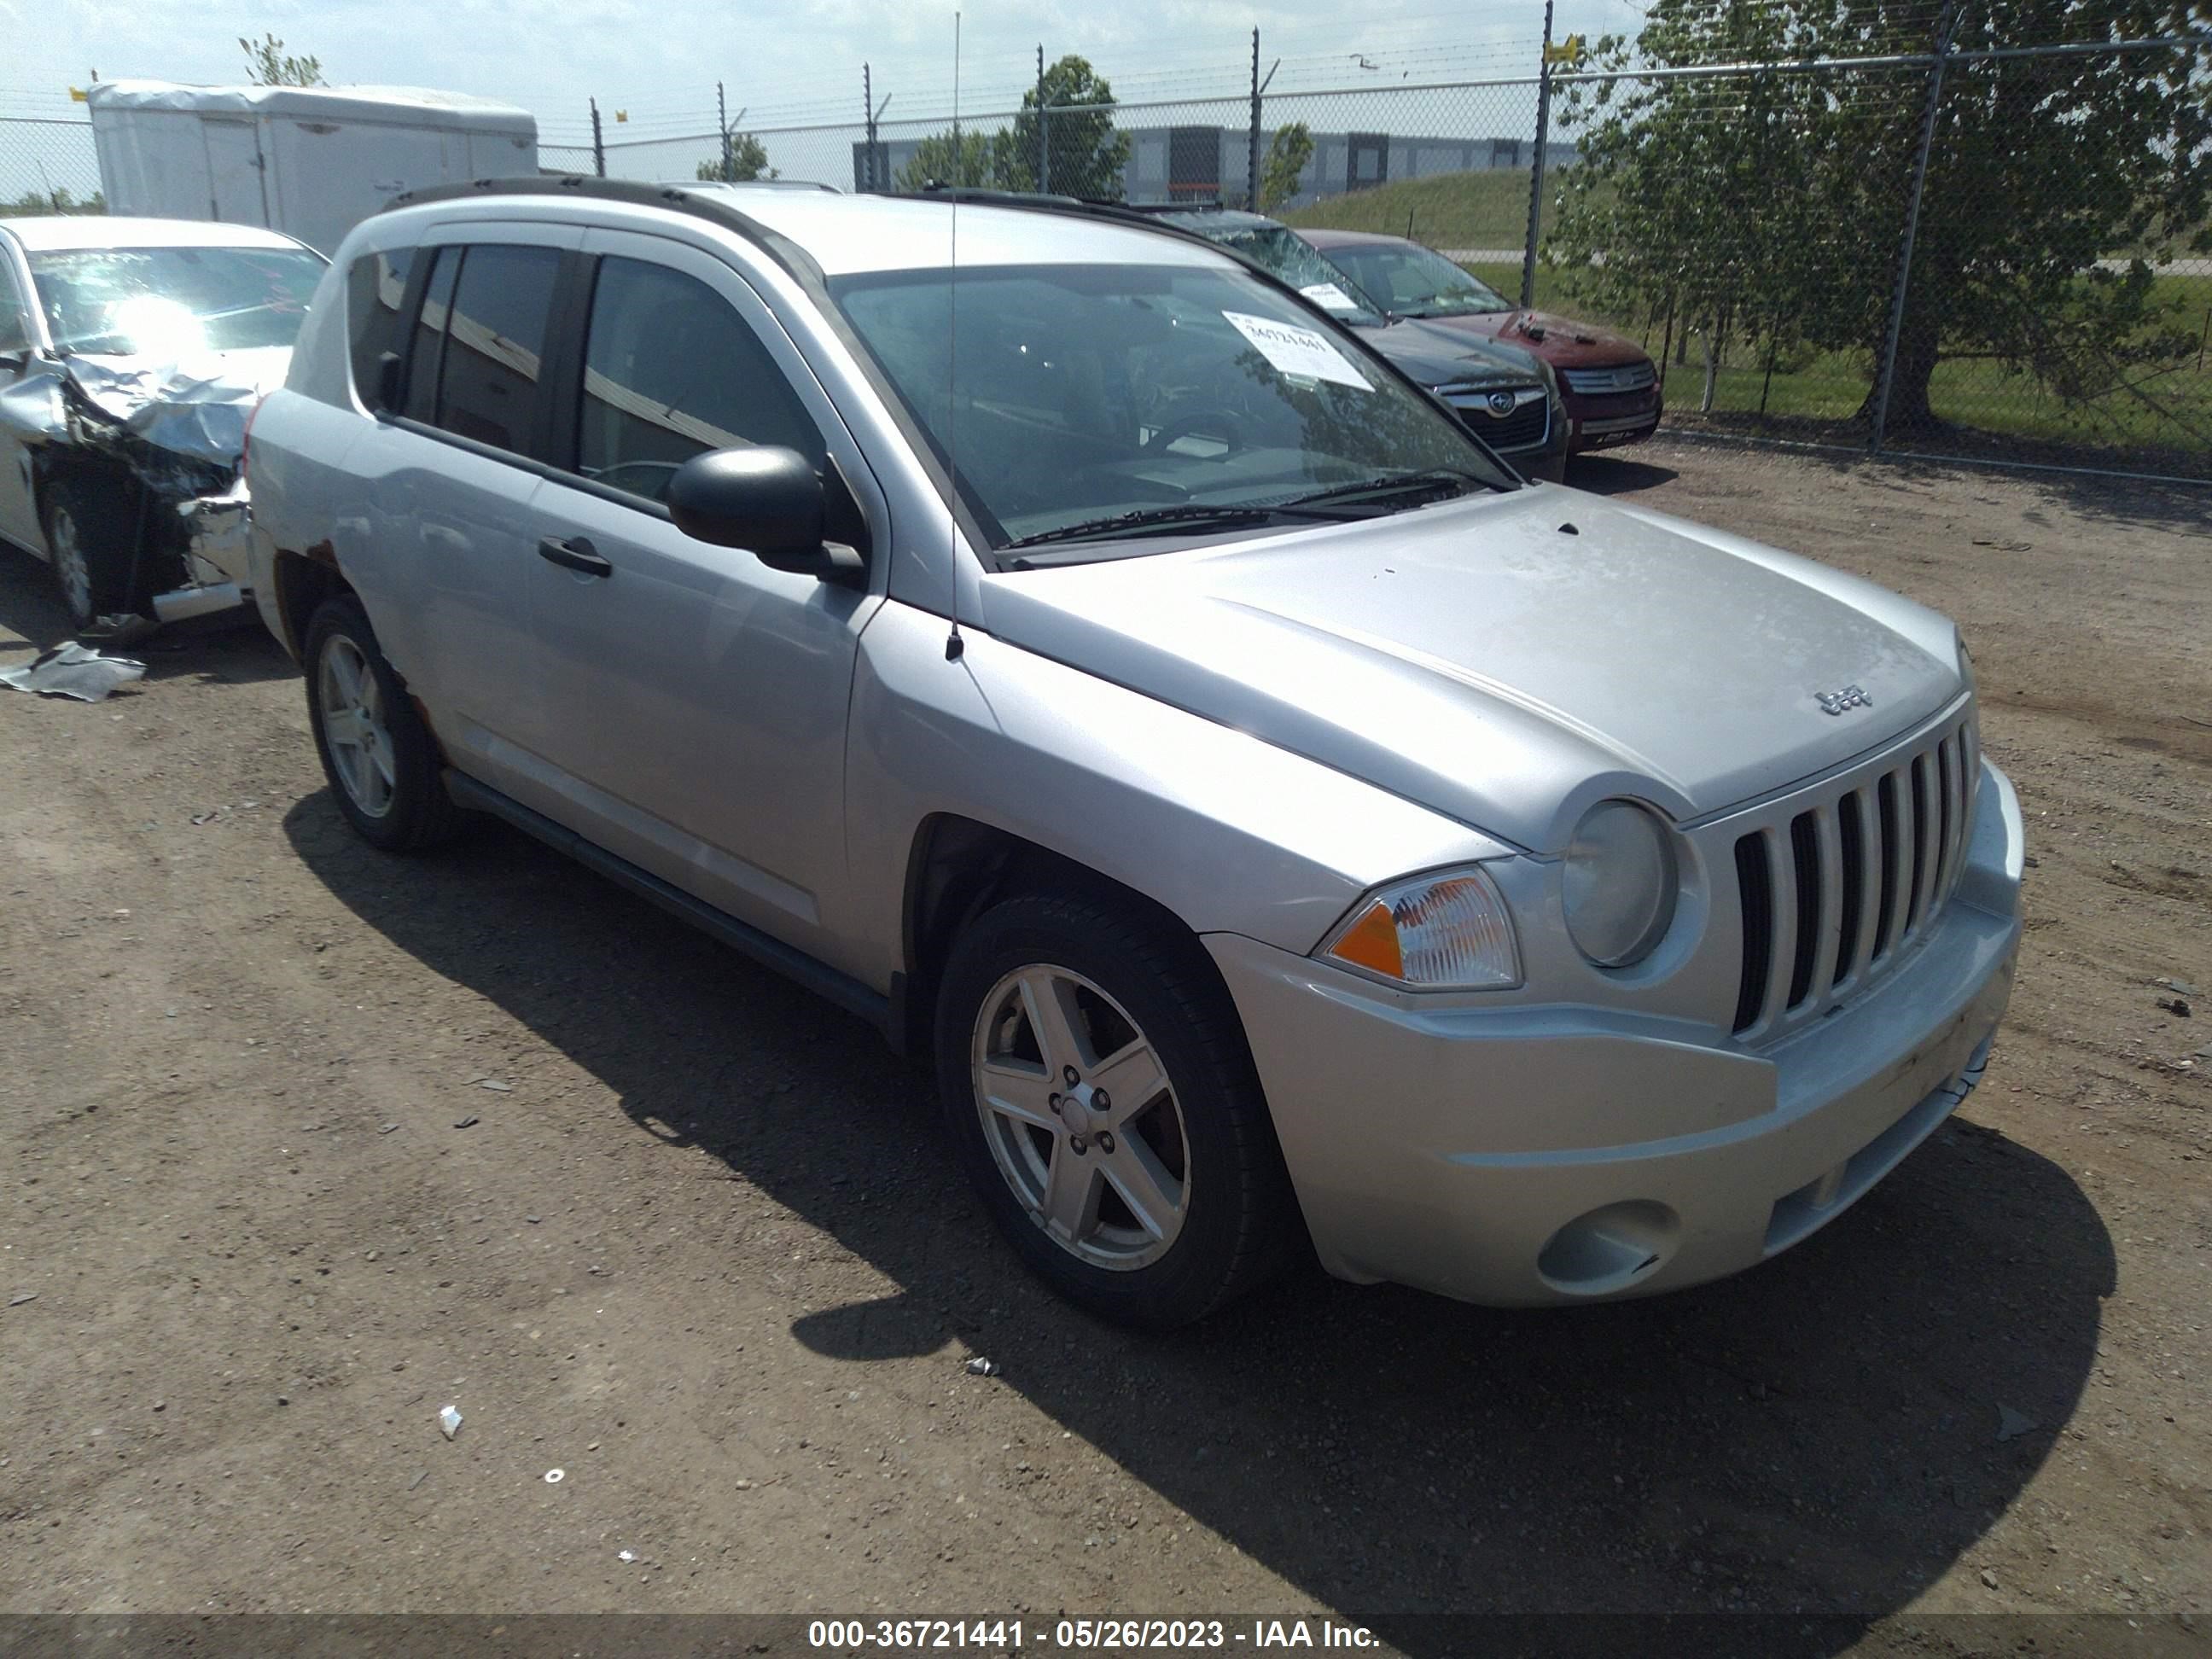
<box><xmin>667</xmin><ymin>446</ymin><xmax>864</xmax><ymax>584</ymax></box>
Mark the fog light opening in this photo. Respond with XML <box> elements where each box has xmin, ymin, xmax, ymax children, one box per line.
<box><xmin>1536</xmin><ymin>1201</ymin><xmax>1681</xmax><ymax>1296</ymax></box>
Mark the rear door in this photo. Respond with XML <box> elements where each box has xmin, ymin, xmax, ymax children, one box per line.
<box><xmin>508</xmin><ymin>229</ymin><xmax>884</xmax><ymax>957</ymax></box>
<box><xmin>202</xmin><ymin>119</ymin><xmax>270</xmax><ymax>227</ymax></box>
<box><xmin>336</xmin><ymin>223</ymin><xmax>580</xmax><ymax>789</ymax></box>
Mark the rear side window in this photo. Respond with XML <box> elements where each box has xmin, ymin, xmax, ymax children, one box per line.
<box><xmin>574</xmin><ymin>255</ymin><xmax>824</xmax><ymax>503</ymax></box>
<box><xmin>346</xmin><ymin>247</ymin><xmax>415</xmax><ymax>409</ymax></box>
<box><xmin>432</xmin><ymin>245</ymin><xmax>562</xmax><ymax>454</ymax></box>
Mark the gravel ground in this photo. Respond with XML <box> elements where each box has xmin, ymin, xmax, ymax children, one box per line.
<box><xmin>0</xmin><ymin>439</ymin><xmax>2206</xmax><ymax>1650</ymax></box>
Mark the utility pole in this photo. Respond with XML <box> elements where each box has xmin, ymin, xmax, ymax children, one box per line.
<box><xmin>1247</xmin><ymin>29</ymin><xmax>1260</xmax><ymax>210</ymax></box>
<box><xmin>1037</xmin><ymin>44</ymin><xmax>1050</xmax><ymax>193</ymax></box>
<box><xmin>1519</xmin><ymin>0</ymin><xmax>1554</xmax><ymax>311</ymax></box>
<box><xmin>718</xmin><ymin>81</ymin><xmax>731</xmax><ymax>179</ymax></box>
<box><xmin>1869</xmin><ymin>0</ymin><xmax>1959</xmax><ymax>452</ymax></box>
<box><xmin>590</xmin><ymin>96</ymin><xmax>605</xmax><ymax>178</ymax></box>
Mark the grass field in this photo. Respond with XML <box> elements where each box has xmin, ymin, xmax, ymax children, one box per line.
<box><xmin>1283</xmin><ymin>170</ymin><xmax>1545</xmax><ymax>250</ymax></box>
<box><xmin>1280</xmin><ymin>169</ymin><xmax>2209</xmax><ymax>470</ymax></box>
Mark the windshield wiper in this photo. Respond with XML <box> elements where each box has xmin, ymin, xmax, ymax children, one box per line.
<box><xmin>1001</xmin><ymin>502</ymin><xmax>1363</xmax><ymax>551</ymax></box>
<box><xmin>1278</xmin><ymin>468</ymin><xmax>1495</xmax><ymax>509</ymax></box>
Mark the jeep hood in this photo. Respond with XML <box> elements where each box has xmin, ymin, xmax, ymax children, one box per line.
<box><xmin>978</xmin><ymin>486</ymin><xmax>1965</xmax><ymax>853</ymax></box>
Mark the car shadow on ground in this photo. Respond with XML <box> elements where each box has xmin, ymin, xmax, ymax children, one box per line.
<box><xmin>1562</xmin><ymin>453</ymin><xmax>1680</xmax><ymax>495</ymax></box>
<box><xmin>287</xmin><ymin>795</ymin><xmax>2111</xmax><ymax>1646</ymax></box>
<box><xmin>0</xmin><ymin>543</ymin><xmax>297</xmax><ymax>687</ymax></box>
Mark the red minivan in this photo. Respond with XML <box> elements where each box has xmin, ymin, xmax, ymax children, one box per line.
<box><xmin>1300</xmin><ymin>228</ymin><xmax>1662</xmax><ymax>455</ymax></box>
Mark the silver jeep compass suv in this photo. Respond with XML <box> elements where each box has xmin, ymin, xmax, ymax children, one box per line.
<box><xmin>245</xmin><ymin>178</ymin><xmax>2023</xmax><ymax>1326</ymax></box>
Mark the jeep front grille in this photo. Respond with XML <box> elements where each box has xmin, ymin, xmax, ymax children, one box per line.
<box><xmin>1729</xmin><ymin>712</ymin><xmax>1978</xmax><ymax>1039</ymax></box>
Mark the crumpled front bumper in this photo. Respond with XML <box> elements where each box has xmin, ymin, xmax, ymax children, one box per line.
<box><xmin>155</xmin><ymin>482</ymin><xmax>254</xmax><ymax>625</ymax></box>
<box><xmin>1206</xmin><ymin>760</ymin><xmax>2025</xmax><ymax>1308</ymax></box>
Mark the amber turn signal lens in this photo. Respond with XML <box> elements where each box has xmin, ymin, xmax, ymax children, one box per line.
<box><xmin>1327</xmin><ymin>900</ymin><xmax>1406</xmax><ymax>980</ymax></box>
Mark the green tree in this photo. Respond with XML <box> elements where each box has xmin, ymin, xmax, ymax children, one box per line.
<box><xmin>1260</xmin><ymin>123</ymin><xmax>1314</xmax><ymax>212</ymax></box>
<box><xmin>894</xmin><ymin>128</ymin><xmax>997</xmax><ymax>192</ymax></box>
<box><xmin>696</xmin><ymin>132</ymin><xmax>777</xmax><ymax>183</ymax></box>
<box><xmin>11</xmin><ymin>187</ymin><xmax>105</xmax><ymax>215</ymax></box>
<box><xmin>239</xmin><ymin>32</ymin><xmax>326</xmax><ymax>87</ymax></box>
<box><xmin>1548</xmin><ymin>2</ymin><xmax>2212</xmax><ymax>429</ymax></box>
<box><xmin>997</xmin><ymin>55</ymin><xmax>1132</xmax><ymax>200</ymax></box>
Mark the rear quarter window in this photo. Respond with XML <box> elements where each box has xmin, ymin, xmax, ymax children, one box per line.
<box><xmin>346</xmin><ymin>247</ymin><xmax>416</xmax><ymax>410</ymax></box>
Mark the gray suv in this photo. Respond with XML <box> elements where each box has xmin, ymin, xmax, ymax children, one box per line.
<box><xmin>246</xmin><ymin>179</ymin><xmax>2023</xmax><ymax>1326</ymax></box>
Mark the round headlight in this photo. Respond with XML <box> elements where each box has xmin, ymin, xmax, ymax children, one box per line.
<box><xmin>1562</xmin><ymin>801</ymin><xmax>1678</xmax><ymax>968</ymax></box>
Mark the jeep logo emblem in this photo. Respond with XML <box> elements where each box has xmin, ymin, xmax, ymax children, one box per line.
<box><xmin>1815</xmin><ymin>684</ymin><xmax>1872</xmax><ymax>715</ymax></box>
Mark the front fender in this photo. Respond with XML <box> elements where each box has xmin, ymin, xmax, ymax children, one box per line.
<box><xmin>835</xmin><ymin>601</ymin><xmax>1511</xmax><ymax>974</ymax></box>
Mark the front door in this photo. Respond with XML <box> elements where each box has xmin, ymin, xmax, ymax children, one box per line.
<box><xmin>509</xmin><ymin>230</ymin><xmax>883</xmax><ymax>959</ymax></box>
<box><xmin>0</xmin><ymin>254</ymin><xmax>43</xmax><ymax>551</ymax></box>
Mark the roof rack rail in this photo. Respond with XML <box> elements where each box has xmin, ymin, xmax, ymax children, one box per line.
<box><xmin>375</xmin><ymin>173</ymin><xmax>830</xmax><ymax>287</ymax></box>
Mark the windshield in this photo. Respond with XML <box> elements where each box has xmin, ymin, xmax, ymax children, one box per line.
<box><xmin>830</xmin><ymin>261</ymin><xmax>1515</xmax><ymax>556</ymax></box>
<box><xmin>28</xmin><ymin>245</ymin><xmax>329</xmax><ymax>357</ymax></box>
<box><xmin>1318</xmin><ymin>242</ymin><xmax>1511</xmax><ymax>320</ymax></box>
<box><xmin>1160</xmin><ymin>218</ymin><xmax>1387</xmax><ymax>326</ymax></box>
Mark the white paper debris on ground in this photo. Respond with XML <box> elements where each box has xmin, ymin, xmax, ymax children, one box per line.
<box><xmin>965</xmin><ymin>1356</ymin><xmax>1000</xmax><ymax>1377</ymax></box>
<box><xmin>1222</xmin><ymin>311</ymin><xmax>1373</xmax><ymax>390</ymax></box>
<box><xmin>544</xmin><ymin>1468</ymin><xmax>564</xmax><ymax>1483</ymax></box>
<box><xmin>617</xmin><ymin>1549</ymin><xmax>635</xmax><ymax>1563</ymax></box>
<box><xmin>438</xmin><ymin>1405</ymin><xmax>463</xmax><ymax>1440</ymax></box>
<box><xmin>0</xmin><ymin>644</ymin><xmax>148</xmax><ymax>703</ymax></box>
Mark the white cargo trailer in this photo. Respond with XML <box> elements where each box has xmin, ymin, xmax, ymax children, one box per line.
<box><xmin>87</xmin><ymin>82</ymin><xmax>538</xmax><ymax>255</ymax></box>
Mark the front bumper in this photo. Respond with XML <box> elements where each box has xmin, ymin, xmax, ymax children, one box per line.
<box><xmin>1206</xmin><ymin>760</ymin><xmax>2024</xmax><ymax>1307</ymax></box>
<box><xmin>159</xmin><ymin>484</ymin><xmax>254</xmax><ymax>624</ymax></box>
<box><xmin>1567</xmin><ymin>387</ymin><xmax>1663</xmax><ymax>452</ymax></box>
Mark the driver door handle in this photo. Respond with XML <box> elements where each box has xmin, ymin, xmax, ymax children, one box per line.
<box><xmin>538</xmin><ymin>535</ymin><xmax>612</xmax><ymax>578</ymax></box>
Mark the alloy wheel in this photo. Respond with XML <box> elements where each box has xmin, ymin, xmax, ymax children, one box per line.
<box><xmin>317</xmin><ymin>633</ymin><xmax>398</xmax><ymax>818</ymax></box>
<box><xmin>49</xmin><ymin>505</ymin><xmax>94</xmax><ymax>624</ymax></box>
<box><xmin>970</xmin><ymin>963</ymin><xmax>1190</xmax><ymax>1270</ymax></box>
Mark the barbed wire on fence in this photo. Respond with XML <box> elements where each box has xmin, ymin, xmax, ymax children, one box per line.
<box><xmin>3</xmin><ymin>16</ymin><xmax>2207</xmax><ymax>480</ymax></box>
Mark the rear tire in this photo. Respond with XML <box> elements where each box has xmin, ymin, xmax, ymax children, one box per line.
<box><xmin>934</xmin><ymin>888</ymin><xmax>1299</xmax><ymax>1327</ymax></box>
<box><xmin>303</xmin><ymin>592</ymin><xmax>463</xmax><ymax>853</ymax></box>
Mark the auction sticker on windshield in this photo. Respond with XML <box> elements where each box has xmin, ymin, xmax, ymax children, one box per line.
<box><xmin>1224</xmin><ymin>311</ymin><xmax>1371</xmax><ymax>390</ymax></box>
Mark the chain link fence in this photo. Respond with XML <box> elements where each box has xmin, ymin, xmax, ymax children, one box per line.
<box><xmin>0</xmin><ymin>117</ymin><xmax>102</xmax><ymax>212</ymax></box>
<box><xmin>3</xmin><ymin>20</ymin><xmax>2205</xmax><ymax>480</ymax></box>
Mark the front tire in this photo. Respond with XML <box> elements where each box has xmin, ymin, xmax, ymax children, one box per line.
<box><xmin>303</xmin><ymin>593</ymin><xmax>463</xmax><ymax>853</ymax></box>
<box><xmin>41</xmin><ymin>477</ymin><xmax>140</xmax><ymax>630</ymax></box>
<box><xmin>934</xmin><ymin>888</ymin><xmax>1299</xmax><ymax>1326</ymax></box>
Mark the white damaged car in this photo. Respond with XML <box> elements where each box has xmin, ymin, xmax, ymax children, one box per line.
<box><xmin>0</xmin><ymin>215</ymin><xmax>326</xmax><ymax>632</ymax></box>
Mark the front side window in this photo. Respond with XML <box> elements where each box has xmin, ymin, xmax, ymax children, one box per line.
<box><xmin>831</xmin><ymin>259</ymin><xmax>1512</xmax><ymax>556</ymax></box>
<box><xmin>0</xmin><ymin>261</ymin><xmax>29</xmax><ymax>353</ymax></box>
<box><xmin>346</xmin><ymin>247</ymin><xmax>416</xmax><ymax>408</ymax></box>
<box><xmin>1320</xmin><ymin>242</ymin><xmax>1511</xmax><ymax>321</ymax></box>
<box><xmin>27</xmin><ymin>244</ymin><xmax>327</xmax><ymax>356</ymax></box>
<box><xmin>429</xmin><ymin>244</ymin><xmax>562</xmax><ymax>455</ymax></box>
<box><xmin>575</xmin><ymin>256</ymin><xmax>824</xmax><ymax>504</ymax></box>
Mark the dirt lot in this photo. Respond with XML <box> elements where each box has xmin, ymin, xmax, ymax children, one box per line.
<box><xmin>1</xmin><ymin>440</ymin><xmax>2207</xmax><ymax>1649</ymax></box>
